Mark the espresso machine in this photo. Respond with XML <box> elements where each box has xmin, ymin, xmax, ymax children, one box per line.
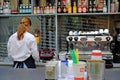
<box><xmin>66</xmin><ymin>30</ymin><xmax>113</xmax><ymax>61</ymax></box>
<box><xmin>110</xmin><ymin>24</ymin><xmax>120</xmax><ymax>63</ymax></box>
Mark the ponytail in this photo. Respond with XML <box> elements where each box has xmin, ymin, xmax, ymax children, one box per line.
<box><xmin>17</xmin><ymin>24</ymin><xmax>27</xmax><ymax>40</ymax></box>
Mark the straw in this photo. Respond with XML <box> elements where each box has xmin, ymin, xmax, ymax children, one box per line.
<box><xmin>70</xmin><ymin>49</ymin><xmax>77</xmax><ymax>64</ymax></box>
<box><xmin>75</xmin><ymin>48</ymin><xmax>79</xmax><ymax>63</ymax></box>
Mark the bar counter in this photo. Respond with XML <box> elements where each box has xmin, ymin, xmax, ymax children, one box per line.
<box><xmin>0</xmin><ymin>61</ymin><xmax>120</xmax><ymax>80</ymax></box>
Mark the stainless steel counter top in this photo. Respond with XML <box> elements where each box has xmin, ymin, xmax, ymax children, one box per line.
<box><xmin>0</xmin><ymin>67</ymin><xmax>45</xmax><ymax>80</ymax></box>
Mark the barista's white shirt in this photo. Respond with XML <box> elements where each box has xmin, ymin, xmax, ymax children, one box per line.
<box><xmin>7</xmin><ymin>32</ymin><xmax>39</xmax><ymax>62</ymax></box>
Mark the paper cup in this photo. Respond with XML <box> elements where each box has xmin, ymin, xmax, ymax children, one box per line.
<box><xmin>73</xmin><ymin>61</ymin><xmax>86</xmax><ymax>80</ymax></box>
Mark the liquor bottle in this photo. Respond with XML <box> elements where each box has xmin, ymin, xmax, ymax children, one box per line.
<box><xmin>33</xmin><ymin>6</ymin><xmax>37</xmax><ymax>14</ymax></box>
<box><xmin>46</xmin><ymin>4</ymin><xmax>50</xmax><ymax>14</ymax></box>
<box><xmin>114</xmin><ymin>0</ymin><xmax>119</xmax><ymax>12</ymax></box>
<box><xmin>52</xmin><ymin>4</ymin><xmax>56</xmax><ymax>14</ymax></box>
<box><xmin>41</xmin><ymin>6</ymin><xmax>44</xmax><ymax>14</ymax></box>
<box><xmin>78</xmin><ymin>2</ymin><xmax>82</xmax><ymax>13</ymax></box>
<box><xmin>88</xmin><ymin>0</ymin><xmax>93</xmax><ymax>13</ymax></box>
<box><xmin>103</xmin><ymin>0</ymin><xmax>107</xmax><ymax>12</ymax></box>
<box><xmin>97</xmin><ymin>0</ymin><xmax>104</xmax><ymax>12</ymax></box>
<box><xmin>49</xmin><ymin>4</ymin><xmax>53</xmax><ymax>14</ymax></box>
<box><xmin>63</xmin><ymin>4</ymin><xmax>67</xmax><ymax>13</ymax></box>
<box><xmin>36</xmin><ymin>6</ymin><xmax>40</xmax><ymax>14</ymax></box>
<box><xmin>67</xmin><ymin>3</ymin><xmax>72</xmax><ymax>13</ymax></box>
<box><xmin>73</xmin><ymin>1</ymin><xmax>77</xmax><ymax>13</ymax></box>
<box><xmin>82</xmin><ymin>3</ymin><xmax>87</xmax><ymax>13</ymax></box>
<box><xmin>93</xmin><ymin>0</ymin><xmax>97</xmax><ymax>13</ymax></box>
<box><xmin>57</xmin><ymin>1</ymin><xmax>62</xmax><ymax>13</ymax></box>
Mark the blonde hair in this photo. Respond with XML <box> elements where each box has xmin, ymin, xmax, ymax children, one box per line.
<box><xmin>17</xmin><ymin>24</ymin><xmax>27</xmax><ymax>40</ymax></box>
<box><xmin>20</xmin><ymin>17</ymin><xmax>31</xmax><ymax>26</ymax></box>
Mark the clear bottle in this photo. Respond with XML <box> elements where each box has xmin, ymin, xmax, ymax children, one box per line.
<box><xmin>88</xmin><ymin>0</ymin><xmax>92</xmax><ymax>13</ymax></box>
<box><xmin>93</xmin><ymin>1</ymin><xmax>97</xmax><ymax>13</ymax></box>
<box><xmin>103</xmin><ymin>0</ymin><xmax>107</xmax><ymax>13</ymax></box>
<box><xmin>3</xmin><ymin>1</ymin><xmax>11</xmax><ymax>14</ymax></box>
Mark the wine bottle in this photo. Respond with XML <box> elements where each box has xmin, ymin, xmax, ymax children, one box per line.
<box><xmin>57</xmin><ymin>1</ymin><xmax>62</xmax><ymax>13</ymax></box>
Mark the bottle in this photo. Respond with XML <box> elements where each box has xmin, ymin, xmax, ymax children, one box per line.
<box><xmin>3</xmin><ymin>1</ymin><xmax>11</xmax><ymax>14</ymax></box>
<box><xmin>33</xmin><ymin>6</ymin><xmax>37</xmax><ymax>14</ymax></box>
<box><xmin>73</xmin><ymin>1</ymin><xmax>77</xmax><ymax>13</ymax></box>
<box><xmin>25</xmin><ymin>4</ymin><xmax>29</xmax><ymax>13</ymax></box>
<box><xmin>67</xmin><ymin>3</ymin><xmax>72</xmax><ymax>13</ymax></box>
<box><xmin>46</xmin><ymin>4</ymin><xmax>50</xmax><ymax>14</ymax></box>
<box><xmin>36</xmin><ymin>6</ymin><xmax>40</xmax><ymax>14</ymax></box>
<box><xmin>110</xmin><ymin>0</ymin><xmax>115</xmax><ymax>13</ymax></box>
<box><xmin>52</xmin><ymin>4</ymin><xmax>56</xmax><ymax>14</ymax></box>
<box><xmin>29</xmin><ymin>4</ymin><xmax>32</xmax><ymax>13</ymax></box>
<box><xmin>57</xmin><ymin>1</ymin><xmax>62</xmax><ymax>13</ymax></box>
<box><xmin>82</xmin><ymin>3</ymin><xmax>87</xmax><ymax>13</ymax></box>
<box><xmin>0</xmin><ymin>3</ymin><xmax>3</xmax><ymax>14</ymax></box>
<box><xmin>88</xmin><ymin>0</ymin><xmax>92</xmax><ymax>13</ymax></box>
<box><xmin>78</xmin><ymin>2</ymin><xmax>82</xmax><ymax>13</ymax></box>
<box><xmin>40</xmin><ymin>6</ymin><xmax>44</xmax><ymax>14</ymax></box>
<box><xmin>103</xmin><ymin>0</ymin><xmax>107</xmax><ymax>13</ymax></box>
<box><xmin>49</xmin><ymin>4</ymin><xmax>53</xmax><ymax>14</ymax></box>
<box><xmin>63</xmin><ymin>4</ymin><xmax>67</xmax><ymax>13</ymax></box>
<box><xmin>93</xmin><ymin>0</ymin><xmax>97</xmax><ymax>13</ymax></box>
<box><xmin>114</xmin><ymin>0</ymin><xmax>119</xmax><ymax>12</ymax></box>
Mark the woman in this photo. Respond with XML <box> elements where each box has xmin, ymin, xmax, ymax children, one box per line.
<box><xmin>7</xmin><ymin>24</ymin><xmax>39</xmax><ymax>68</ymax></box>
<box><xmin>20</xmin><ymin>16</ymin><xmax>33</xmax><ymax>34</ymax></box>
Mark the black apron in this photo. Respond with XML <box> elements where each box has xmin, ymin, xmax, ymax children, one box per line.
<box><xmin>13</xmin><ymin>55</ymin><xmax>36</xmax><ymax>68</ymax></box>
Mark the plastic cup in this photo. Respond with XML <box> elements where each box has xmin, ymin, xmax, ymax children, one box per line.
<box><xmin>73</xmin><ymin>61</ymin><xmax>86</xmax><ymax>80</ymax></box>
<box><xmin>87</xmin><ymin>60</ymin><xmax>105</xmax><ymax>80</ymax></box>
<box><xmin>61</xmin><ymin>60</ymin><xmax>68</xmax><ymax>78</ymax></box>
<box><xmin>91</xmin><ymin>50</ymin><xmax>102</xmax><ymax>60</ymax></box>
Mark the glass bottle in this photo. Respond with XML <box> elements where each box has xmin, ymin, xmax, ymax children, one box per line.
<box><xmin>63</xmin><ymin>4</ymin><xmax>67</xmax><ymax>13</ymax></box>
<box><xmin>103</xmin><ymin>0</ymin><xmax>107</xmax><ymax>13</ymax></box>
<box><xmin>52</xmin><ymin>4</ymin><xmax>56</xmax><ymax>14</ymax></box>
<box><xmin>57</xmin><ymin>1</ymin><xmax>62</xmax><ymax>13</ymax></box>
<box><xmin>93</xmin><ymin>0</ymin><xmax>97</xmax><ymax>13</ymax></box>
<box><xmin>88</xmin><ymin>0</ymin><xmax>92</xmax><ymax>13</ymax></box>
<box><xmin>82</xmin><ymin>3</ymin><xmax>87</xmax><ymax>13</ymax></box>
<box><xmin>73</xmin><ymin>1</ymin><xmax>77</xmax><ymax>13</ymax></box>
<box><xmin>3</xmin><ymin>1</ymin><xmax>11</xmax><ymax>14</ymax></box>
<box><xmin>78</xmin><ymin>2</ymin><xmax>82</xmax><ymax>13</ymax></box>
<box><xmin>67</xmin><ymin>3</ymin><xmax>72</xmax><ymax>13</ymax></box>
